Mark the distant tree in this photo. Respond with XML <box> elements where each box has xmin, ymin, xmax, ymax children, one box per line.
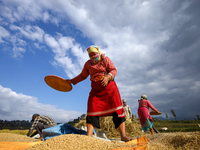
<box><xmin>164</xmin><ymin>109</ymin><xmax>169</xmax><ymax>120</ymax></box>
<box><xmin>171</xmin><ymin>109</ymin><xmax>176</xmax><ymax>120</ymax></box>
<box><xmin>197</xmin><ymin>115</ymin><xmax>200</xmax><ymax>120</ymax></box>
<box><xmin>166</xmin><ymin>114</ymin><xmax>169</xmax><ymax>120</ymax></box>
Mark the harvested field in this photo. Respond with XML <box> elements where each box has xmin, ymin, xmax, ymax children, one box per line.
<box><xmin>0</xmin><ymin>131</ymin><xmax>200</xmax><ymax>149</ymax></box>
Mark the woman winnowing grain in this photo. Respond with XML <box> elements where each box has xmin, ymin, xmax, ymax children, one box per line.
<box><xmin>67</xmin><ymin>45</ymin><xmax>132</xmax><ymax>142</ymax></box>
<box><xmin>137</xmin><ymin>95</ymin><xmax>160</xmax><ymax>134</ymax></box>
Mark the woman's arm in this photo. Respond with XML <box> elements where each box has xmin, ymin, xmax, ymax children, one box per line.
<box><xmin>101</xmin><ymin>57</ymin><xmax>117</xmax><ymax>86</ymax></box>
<box><xmin>104</xmin><ymin>56</ymin><xmax>117</xmax><ymax>81</ymax></box>
<box><xmin>69</xmin><ymin>62</ymin><xmax>89</xmax><ymax>85</ymax></box>
<box><xmin>147</xmin><ymin>100</ymin><xmax>158</xmax><ymax>112</ymax></box>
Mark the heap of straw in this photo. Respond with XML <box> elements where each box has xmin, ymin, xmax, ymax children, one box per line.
<box><xmin>74</xmin><ymin>116</ymin><xmax>143</xmax><ymax>139</ymax></box>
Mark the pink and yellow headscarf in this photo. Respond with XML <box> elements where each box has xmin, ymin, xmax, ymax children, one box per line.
<box><xmin>87</xmin><ymin>45</ymin><xmax>105</xmax><ymax>63</ymax></box>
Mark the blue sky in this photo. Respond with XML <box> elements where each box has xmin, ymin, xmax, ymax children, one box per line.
<box><xmin>0</xmin><ymin>0</ymin><xmax>200</xmax><ymax>123</ymax></box>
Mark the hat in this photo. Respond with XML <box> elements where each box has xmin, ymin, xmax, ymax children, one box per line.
<box><xmin>31</xmin><ymin>113</ymin><xmax>39</xmax><ymax>122</ymax></box>
<box><xmin>122</xmin><ymin>99</ymin><xmax>126</xmax><ymax>102</ymax></box>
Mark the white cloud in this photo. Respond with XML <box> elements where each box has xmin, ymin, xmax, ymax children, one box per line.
<box><xmin>0</xmin><ymin>5</ymin><xmax>17</xmax><ymax>23</ymax></box>
<box><xmin>12</xmin><ymin>47</ymin><xmax>26</xmax><ymax>58</ymax></box>
<box><xmin>43</xmin><ymin>11</ymin><xmax>50</xmax><ymax>22</ymax></box>
<box><xmin>0</xmin><ymin>0</ymin><xmax>44</xmax><ymax>22</ymax></box>
<box><xmin>10</xmin><ymin>25</ymin><xmax>44</xmax><ymax>42</ymax></box>
<box><xmin>0</xmin><ymin>24</ymin><xmax>45</xmax><ymax>57</ymax></box>
<box><xmin>44</xmin><ymin>33</ymin><xmax>88</xmax><ymax>78</ymax></box>
<box><xmin>0</xmin><ymin>85</ymin><xmax>82</xmax><ymax>122</ymax></box>
<box><xmin>44</xmin><ymin>34</ymin><xmax>59</xmax><ymax>50</ymax></box>
<box><xmin>0</xmin><ymin>26</ymin><xmax>10</xmax><ymax>42</ymax></box>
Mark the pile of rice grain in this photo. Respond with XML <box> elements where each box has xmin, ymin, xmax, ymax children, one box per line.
<box><xmin>0</xmin><ymin>133</ymin><xmax>39</xmax><ymax>142</ymax></box>
<box><xmin>147</xmin><ymin>131</ymin><xmax>200</xmax><ymax>150</ymax></box>
<box><xmin>25</xmin><ymin>134</ymin><xmax>134</xmax><ymax>150</ymax></box>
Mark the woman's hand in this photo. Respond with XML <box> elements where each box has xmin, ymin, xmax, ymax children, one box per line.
<box><xmin>101</xmin><ymin>75</ymin><xmax>111</xmax><ymax>86</ymax></box>
<box><xmin>66</xmin><ymin>79</ymin><xmax>72</xmax><ymax>84</ymax></box>
<box><xmin>156</xmin><ymin>111</ymin><xmax>160</xmax><ymax>114</ymax></box>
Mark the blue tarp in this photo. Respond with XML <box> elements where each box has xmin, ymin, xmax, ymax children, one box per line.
<box><xmin>42</xmin><ymin>123</ymin><xmax>87</xmax><ymax>141</ymax></box>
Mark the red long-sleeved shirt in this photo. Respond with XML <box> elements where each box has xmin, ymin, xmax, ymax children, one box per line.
<box><xmin>138</xmin><ymin>99</ymin><xmax>158</xmax><ymax>112</ymax></box>
<box><xmin>71</xmin><ymin>56</ymin><xmax>117</xmax><ymax>85</ymax></box>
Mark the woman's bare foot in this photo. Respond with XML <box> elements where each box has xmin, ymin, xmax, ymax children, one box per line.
<box><xmin>121</xmin><ymin>136</ymin><xmax>132</xmax><ymax>142</ymax></box>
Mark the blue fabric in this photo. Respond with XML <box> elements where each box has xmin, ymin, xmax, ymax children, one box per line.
<box><xmin>142</xmin><ymin>119</ymin><xmax>153</xmax><ymax>131</ymax></box>
<box><xmin>42</xmin><ymin>123</ymin><xmax>87</xmax><ymax>141</ymax></box>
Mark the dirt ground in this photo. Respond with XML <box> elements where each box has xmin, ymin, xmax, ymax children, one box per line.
<box><xmin>0</xmin><ymin>132</ymin><xmax>200</xmax><ymax>150</ymax></box>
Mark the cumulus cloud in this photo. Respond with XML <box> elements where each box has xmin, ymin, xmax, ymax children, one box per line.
<box><xmin>0</xmin><ymin>85</ymin><xmax>83</xmax><ymax>122</ymax></box>
<box><xmin>44</xmin><ymin>33</ymin><xmax>88</xmax><ymax>78</ymax></box>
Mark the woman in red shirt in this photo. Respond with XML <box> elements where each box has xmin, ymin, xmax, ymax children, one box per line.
<box><xmin>138</xmin><ymin>95</ymin><xmax>159</xmax><ymax>134</ymax></box>
<box><xmin>67</xmin><ymin>45</ymin><xmax>131</xmax><ymax>142</ymax></box>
